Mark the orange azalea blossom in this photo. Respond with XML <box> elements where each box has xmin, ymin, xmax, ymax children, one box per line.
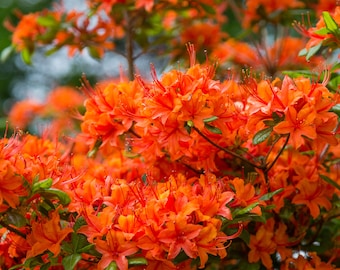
<box><xmin>248</xmin><ymin>218</ymin><xmax>277</xmax><ymax>269</ymax></box>
<box><xmin>273</xmin><ymin>104</ymin><xmax>317</xmax><ymax>149</ymax></box>
<box><xmin>11</xmin><ymin>12</ymin><xmax>44</xmax><ymax>51</ymax></box>
<box><xmin>0</xmin><ymin>137</ymin><xmax>26</xmax><ymax>209</ymax></box>
<box><xmin>176</xmin><ymin>21</ymin><xmax>227</xmax><ymax>56</ymax></box>
<box><xmin>228</xmin><ymin>177</ymin><xmax>263</xmax><ymax>215</ymax></box>
<box><xmin>8</xmin><ymin>100</ymin><xmax>44</xmax><ymax>129</ymax></box>
<box><xmin>213</xmin><ymin>37</ymin><xmax>320</xmax><ymax>75</ymax></box>
<box><xmin>95</xmin><ymin>229</ymin><xmax>139</xmax><ymax>270</ymax></box>
<box><xmin>158</xmin><ymin>215</ymin><xmax>202</xmax><ymax>260</ymax></box>
<box><xmin>45</xmin><ymin>86</ymin><xmax>84</xmax><ymax>112</ymax></box>
<box><xmin>0</xmin><ymin>229</ymin><xmax>30</xmax><ymax>268</ymax></box>
<box><xmin>81</xmin><ymin>79</ymin><xmax>143</xmax><ymax>148</ymax></box>
<box><xmin>26</xmin><ymin>208</ymin><xmax>73</xmax><ymax>258</ymax></box>
<box><xmin>282</xmin><ymin>252</ymin><xmax>335</xmax><ymax>270</ymax></box>
<box><xmin>296</xmin><ymin>6</ymin><xmax>340</xmax><ymax>55</ymax></box>
<box><xmin>292</xmin><ymin>178</ymin><xmax>332</xmax><ymax>218</ymax></box>
<box><xmin>243</xmin><ymin>0</ymin><xmax>305</xmax><ymax>28</ymax></box>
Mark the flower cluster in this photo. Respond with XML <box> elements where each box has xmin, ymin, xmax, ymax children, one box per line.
<box><xmin>1</xmin><ymin>1</ymin><xmax>340</xmax><ymax>269</ymax></box>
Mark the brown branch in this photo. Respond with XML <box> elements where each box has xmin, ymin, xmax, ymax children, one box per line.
<box><xmin>0</xmin><ymin>220</ymin><xmax>26</xmax><ymax>239</ymax></box>
<box><xmin>192</xmin><ymin>126</ymin><xmax>264</xmax><ymax>170</ymax></box>
<box><xmin>265</xmin><ymin>134</ymin><xmax>289</xmax><ymax>173</ymax></box>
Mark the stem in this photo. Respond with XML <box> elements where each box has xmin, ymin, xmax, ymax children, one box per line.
<box><xmin>265</xmin><ymin>134</ymin><xmax>289</xmax><ymax>173</ymax></box>
<box><xmin>192</xmin><ymin>126</ymin><xmax>264</xmax><ymax>170</ymax></box>
<box><xmin>0</xmin><ymin>220</ymin><xmax>26</xmax><ymax>239</ymax></box>
<box><xmin>124</xmin><ymin>11</ymin><xmax>135</xmax><ymax>81</ymax></box>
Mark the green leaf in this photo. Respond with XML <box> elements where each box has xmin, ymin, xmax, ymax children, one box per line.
<box><xmin>233</xmin><ymin>202</ymin><xmax>259</xmax><ymax>217</ymax></box>
<box><xmin>106</xmin><ymin>261</ymin><xmax>118</xmax><ymax>270</ymax></box>
<box><xmin>204</xmin><ymin>123</ymin><xmax>222</xmax><ymax>134</ymax></box>
<box><xmin>1</xmin><ymin>46</ymin><xmax>14</xmax><ymax>62</ymax></box>
<box><xmin>40</xmin><ymin>188</ymin><xmax>71</xmax><ymax>205</ymax></box>
<box><xmin>203</xmin><ymin>116</ymin><xmax>218</xmax><ymax>123</ymax></box>
<box><xmin>259</xmin><ymin>188</ymin><xmax>283</xmax><ymax>201</ymax></box>
<box><xmin>252</xmin><ymin>127</ymin><xmax>272</xmax><ymax>145</ymax></box>
<box><xmin>239</xmin><ymin>229</ymin><xmax>250</xmax><ymax>244</ymax></box>
<box><xmin>40</xmin><ymin>263</ymin><xmax>51</xmax><ymax>270</ymax></box>
<box><xmin>322</xmin><ymin>11</ymin><xmax>339</xmax><ymax>33</ymax></box>
<box><xmin>128</xmin><ymin>257</ymin><xmax>148</xmax><ymax>266</ymax></box>
<box><xmin>5</xmin><ymin>211</ymin><xmax>27</xmax><ymax>227</ymax></box>
<box><xmin>314</xmin><ymin>27</ymin><xmax>329</xmax><ymax>35</ymax></box>
<box><xmin>37</xmin><ymin>16</ymin><xmax>57</xmax><ymax>27</ymax></box>
<box><xmin>62</xmin><ymin>254</ymin><xmax>82</xmax><ymax>270</ymax></box>
<box><xmin>77</xmin><ymin>243</ymin><xmax>95</xmax><ymax>253</ymax></box>
<box><xmin>74</xmin><ymin>216</ymin><xmax>87</xmax><ymax>232</ymax></box>
<box><xmin>328</xmin><ymin>76</ymin><xmax>340</xmax><ymax>92</ymax></box>
<box><xmin>88</xmin><ymin>46</ymin><xmax>102</xmax><ymax>59</ymax></box>
<box><xmin>32</xmin><ymin>178</ymin><xmax>53</xmax><ymax>194</ymax></box>
<box><xmin>88</xmin><ymin>138</ymin><xmax>102</xmax><ymax>158</ymax></box>
<box><xmin>298</xmin><ymin>48</ymin><xmax>307</xmax><ymax>57</ymax></box>
<box><xmin>72</xmin><ymin>233</ymin><xmax>90</xmax><ymax>253</ymax></box>
<box><xmin>320</xmin><ymin>174</ymin><xmax>340</xmax><ymax>191</ymax></box>
<box><xmin>21</xmin><ymin>48</ymin><xmax>32</xmax><ymax>65</ymax></box>
<box><xmin>330</xmin><ymin>104</ymin><xmax>340</xmax><ymax>117</ymax></box>
<box><xmin>199</xmin><ymin>3</ymin><xmax>216</xmax><ymax>14</ymax></box>
<box><xmin>306</xmin><ymin>43</ymin><xmax>322</xmax><ymax>61</ymax></box>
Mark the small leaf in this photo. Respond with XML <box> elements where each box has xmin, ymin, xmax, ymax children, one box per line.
<box><xmin>322</xmin><ymin>11</ymin><xmax>339</xmax><ymax>33</ymax></box>
<box><xmin>259</xmin><ymin>188</ymin><xmax>283</xmax><ymax>201</ymax></box>
<box><xmin>41</xmin><ymin>188</ymin><xmax>71</xmax><ymax>205</ymax></box>
<box><xmin>1</xmin><ymin>46</ymin><xmax>14</xmax><ymax>62</ymax></box>
<box><xmin>203</xmin><ymin>116</ymin><xmax>218</xmax><ymax>123</ymax></box>
<box><xmin>204</xmin><ymin>123</ymin><xmax>222</xmax><ymax>134</ymax></box>
<box><xmin>32</xmin><ymin>178</ymin><xmax>53</xmax><ymax>194</ymax></box>
<box><xmin>128</xmin><ymin>258</ymin><xmax>148</xmax><ymax>266</ymax></box>
<box><xmin>88</xmin><ymin>46</ymin><xmax>102</xmax><ymax>59</ymax></box>
<box><xmin>252</xmin><ymin>127</ymin><xmax>272</xmax><ymax>145</ymax></box>
<box><xmin>21</xmin><ymin>48</ymin><xmax>32</xmax><ymax>65</ymax></box>
<box><xmin>233</xmin><ymin>202</ymin><xmax>259</xmax><ymax>217</ymax></box>
<box><xmin>5</xmin><ymin>211</ymin><xmax>27</xmax><ymax>227</ymax></box>
<box><xmin>330</xmin><ymin>104</ymin><xmax>340</xmax><ymax>117</ymax></box>
<box><xmin>298</xmin><ymin>48</ymin><xmax>307</xmax><ymax>57</ymax></box>
<box><xmin>88</xmin><ymin>138</ymin><xmax>102</xmax><ymax>158</ymax></box>
<box><xmin>314</xmin><ymin>27</ymin><xmax>329</xmax><ymax>35</ymax></box>
<box><xmin>37</xmin><ymin>16</ymin><xmax>57</xmax><ymax>27</ymax></box>
<box><xmin>200</xmin><ymin>3</ymin><xmax>216</xmax><ymax>14</ymax></box>
<box><xmin>320</xmin><ymin>174</ymin><xmax>340</xmax><ymax>191</ymax></box>
<box><xmin>106</xmin><ymin>262</ymin><xmax>118</xmax><ymax>270</ymax></box>
<box><xmin>77</xmin><ymin>243</ymin><xmax>95</xmax><ymax>253</ymax></box>
<box><xmin>74</xmin><ymin>216</ymin><xmax>87</xmax><ymax>232</ymax></box>
<box><xmin>62</xmin><ymin>254</ymin><xmax>82</xmax><ymax>270</ymax></box>
<box><xmin>306</xmin><ymin>43</ymin><xmax>322</xmax><ymax>61</ymax></box>
<box><xmin>239</xmin><ymin>229</ymin><xmax>250</xmax><ymax>244</ymax></box>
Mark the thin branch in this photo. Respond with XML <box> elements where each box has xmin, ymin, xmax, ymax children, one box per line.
<box><xmin>0</xmin><ymin>220</ymin><xmax>26</xmax><ymax>239</ymax></box>
<box><xmin>265</xmin><ymin>134</ymin><xmax>289</xmax><ymax>173</ymax></box>
<box><xmin>192</xmin><ymin>126</ymin><xmax>264</xmax><ymax>170</ymax></box>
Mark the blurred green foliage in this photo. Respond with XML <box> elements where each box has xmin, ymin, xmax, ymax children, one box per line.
<box><xmin>0</xmin><ymin>0</ymin><xmax>53</xmax><ymax>133</ymax></box>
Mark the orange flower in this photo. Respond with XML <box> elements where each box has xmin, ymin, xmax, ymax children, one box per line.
<box><xmin>292</xmin><ymin>179</ymin><xmax>332</xmax><ymax>218</ymax></box>
<box><xmin>95</xmin><ymin>229</ymin><xmax>139</xmax><ymax>270</ymax></box>
<box><xmin>248</xmin><ymin>219</ymin><xmax>276</xmax><ymax>269</ymax></box>
<box><xmin>12</xmin><ymin>13</ymin><xmax>43</xmax><ymax>51</ymax></box>
<box><xmin>243</xmin><ymin>0</ymin><xmax>304</xmax><ymax>28</ymax></box>
<box><xmin>158</xmin><ymin>215</ymin><xmax>201</xmax><ymax>260</ymax></box>
<box><xmin>229</xmin><ymin>177</ymin><xmax>262</xmax><ymax>215</ymax></box>
<box><xmin>46</xmin><ymin>86</ymin><xmax>84</xmax><ymax>112</ymax></box>
<box><xmin>273</xmin><ymin>104</ymin><xmax>317</xmax><ymax>148</ymax></box>
<box><xmin>26</xmin><ymin>208</ymin><xmax>73</xmax><ymax>258</ymax></box>
<box><xmin>0</xmin><ymin>138</ymin><xmax>26</xmax><ymax>209</ymax></box>
<box><xmin>8</xmin><ymin>100</ymin><xmax>43</xmax><ymax>129</ymax></box>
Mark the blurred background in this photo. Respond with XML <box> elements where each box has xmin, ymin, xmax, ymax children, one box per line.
<box><xmin>0</xmin><ymin>0</ymin><xmax>163</xmax><ymax>136</ymax></box>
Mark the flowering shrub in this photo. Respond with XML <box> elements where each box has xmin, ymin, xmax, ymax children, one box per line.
<box><xmin>1</xmin><ymin>1</ymin><xmax>340</xmax><ymax>269</ymax></box>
